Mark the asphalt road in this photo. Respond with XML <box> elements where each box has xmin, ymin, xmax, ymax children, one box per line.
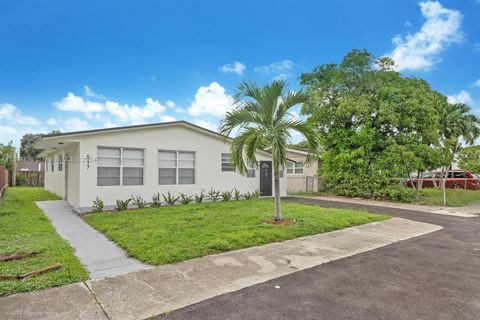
<box><xmin>153</xmin><ymin>197</ymin><xmax>480</xmax><ymax>320</ymax></box>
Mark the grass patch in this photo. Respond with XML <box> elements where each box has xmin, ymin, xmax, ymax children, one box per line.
<box><xmin>85</xmin><ymin>199</ymin><xmax>389</xmax><ymax>265</ymax></box>
<box><xmin>415</xmin><ymin>189</ymin><xmax>480</xmax><ymax>207</ymax></box>
<box><xmin>292</xmin><ymin>189</ymin><xmax>480</xmax><ymax>207</ymax></box>
<box><xmin>0</xmin><ymin>187</ymin><xmax>88</xmax><ymax>296</ymax></box>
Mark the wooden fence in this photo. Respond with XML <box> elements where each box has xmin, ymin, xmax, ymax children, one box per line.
<box><xmin>14</xmin><ymin>171</ymin><xmax>44</xmax><ymax>187</ymax></box>
<box><xmin>0</xmin><ymin>165</ymin><xmax>8</xmax><ymax>198</ymax></box>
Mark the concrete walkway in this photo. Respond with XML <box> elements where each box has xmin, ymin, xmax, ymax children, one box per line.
<box><xmin>36</xmin><ymin>200</ymin><xmax>150</xmax><ymax>279</ymax></box>
<box><xmin>302</xmin><ymin>195</ymin><xmax>479</xmax><ymax>218</ymax></box>
<box><xmin>0</xmin><ymin>217</ymin><xmax>441</xmax><ymax>320</ymax></box>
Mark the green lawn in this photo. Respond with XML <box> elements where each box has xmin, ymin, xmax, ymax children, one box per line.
<box><xmin>85</xmin><ymin>199</ymin><xmax>389</xmax><ymax>265</ymax></box>
<box><xmin>415</xmin><ymin>188</ymin><xmax>480</xmax><ymax>207</ymax></box>
<box><xmin>291</xmin><ymin>189</ymin><xmax>480</xmax><ymax>207</ymax></box>
<box><xmin>0</xmin><ymin>188</ymin><xmax>88</xmax><ymax>296</ymax></box>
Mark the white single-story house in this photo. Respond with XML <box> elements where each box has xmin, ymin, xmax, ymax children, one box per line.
<box><xmin>35</xmin><ymin>121</ymin><xmax>287</xmax><ymax>209</ymax></box>
<box><xmin>285</xmin><ymin>148</ymin><xmax>320</xmax><ymax>193</ymax></box>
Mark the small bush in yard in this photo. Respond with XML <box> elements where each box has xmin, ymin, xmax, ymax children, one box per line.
<box><xmin>131</xmin><ymin>195</ymin><xmax>148</xmax><ymax>209</ymax></box>
<box><xmin>233</xmin><ymin>188</ymin><xmax>241</xmax><ymax>200</ymax></box>
<box><xmin>150</xmin><ymin>193</ymin><xmax>162</xmax><ymax>208</ymax></box>
<box><xmin>252</xmin><ymin>190</ymin><xmax>261</xmax><ymax>199</ymax></box>
<box><xmin>179</xmin><ymin>193</ymin><xmax>194</xmax><ymax>205</ymax></box>
<box><xmin>243</xmin><ymin>192</ymin><xmax>253</xmax><ymax>200</ymax></box>
<box><xmin>163</xmin><ymin>192</ymin><xmax>179</xmax><ymax>206</ymax></box>
<box><xmin>373</xmin><ymin>185</ymin><xmax>416</xmax><ymax>203</ymax></box>
<box><xmin>221</xmin><ymin>190</ymin><xmax>232</xmax><ymax>201</ymax></box>
<box><xmin>207</xmin><ymin>188</ymin><xmax>220</xmax><ymax>202</ymax></box>
<box><xmin>115</xmin><ymin>199</ymin><xmax>131</xmax><ymax>211</ymax></box>
<box><xmin>194</xmin><ymin>192</ymin><xmax>205</xmax><ymax>203</ymax></box>
<box><xmin>92</xmin><ymin>197</ymin><xmax>104</xmax><ymax>212</ymax></box>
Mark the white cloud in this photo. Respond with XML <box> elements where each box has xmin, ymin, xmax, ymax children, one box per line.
<box><xmin>188</xmin><ymin>82</ymin><xmax>234</xmax><ymax>117</ymax></box>
<box><xmin>447</xmin><ymin>90</ymin><xmax>473</xmax><ymax>104</ymax></box>
<box><xmin>55</xmin><ymin>92</ymin><xmax>104</xmax><ymax>112</ymax></box>
<box><xmin>46</xmin><ymin>118</ymin><xmax>58</xmax><ymax>126</ymax></box>
<box><xmin>0</xmin><ymin>103</ymin><xmax>41</xmax><ymax>126</ymax></box>
<box><xmin>254</xmin><ymin>60</ymin><xmax>296</xmax><ymax>79</ymax></box>
<box><xmin>165</xmin><ymin>100</ymin><xmax>186</xmax><ymax>113</ymax></box>
<box><xmin>387</xmin><ymin>1</ymin><xmax>463</xmax><ymax>71</ymax></box>
<box><xmin>84</xmin><ymin>85</ymin><xmax>106</xmax><ymax>100</ymax></box>
<box><xmin>473</xmin><ymin>78</ymin><xmax>480</xmax><ymax>87</ymax></box>
<box><xmin>220</xmin><ymin>61</ymin><xmax>246</xmax><ymax>75</ymax></box>
<box><xmin>103</xmin><ymin>98</ymin><xmax>167</xmax><ymax>124</ymax></box>
<box><xmin>160</xmin><ymin>115</ymin><xmax>176</xmax><ymax>122</ymax></box>
<box><xmin>193</xmin><ymin>119</ymin><xmax>218</xmax><ymax>132</ymax></box>
<box><xmin>55</xmin><ymin>92</ymin><xmax>169</xmax><ymax>125</ymax></box>
<box><xmin>166</xmin><ymin>100</ymin><xmax>175</xmax><ymax>108</ymax></box>
<box><xmin>61</xmin><ymin>118</ymin><xmax>92</xmax><ymax>131</ymax></box>
<box><xmin>0</xmin><ymin>103</ymin><xmax>48</xmax><ymax>146</ymax></box>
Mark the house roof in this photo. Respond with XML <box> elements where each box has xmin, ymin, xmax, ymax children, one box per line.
<box><xmin>286</xmin><ymin>147</ymin><xmax>310</xmax><ymax>156</ymax></box>
<box><xmin>41</xmin><ymin>120</ymin><xmax>228</xmax><ymax>140</ymax></box>
<box><xmin>36</xmin><ymin>120</ymin><xmax>295</xmax><ymax>161</ymax></box>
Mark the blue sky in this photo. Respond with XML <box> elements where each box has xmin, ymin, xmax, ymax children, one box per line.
<box><xmin>1</xmin><ymin>0</ymin><xmax>479</xmax><ymax>146</ymax></box>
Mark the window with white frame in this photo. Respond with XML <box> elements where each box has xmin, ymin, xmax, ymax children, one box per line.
<box><xmin>122</xmin><ymin>149</ymin><xmax>144</xmax><ymax>185</ymax></box>
<box><xmin>97</xmin><ymin>147</ymin><xmax>144</xmax><ymax>186</ymax></box>
<box><xmin>50</xmin><ymin>157</ymin><xmax>55</xmax><ymax>172</ymax></box>
<box><xmin>178</xmin><ymin>151</ymin><xmax>195</xmax><ymax>184</ymax></box>
<box><xmin>58</xmin><ymin>155</ymin><xmax>63</xmax><ymax>172</ymax></box>
<box><xmin>221</xmin><ymin>153</ymin><xmax>235</xmax><ymax>172</ymax></box>
<box><xmin>97</xmin><ymin>147</ymin><xmax>121</xmax><ymax>186</ymax></box>
<box><xmin>287</xmin><ymin>161</ymin><xmax>304</xmax><ymax>175</ymax></box>
<box><xmin>158</xmin><ymin>150</ymin><xmax>196</xmax><ymax>185</ymax></box>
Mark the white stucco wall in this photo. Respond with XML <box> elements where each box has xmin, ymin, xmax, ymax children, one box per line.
<box><xmin>44</xmin><ymin>150</ymin><xmax>66</xmax><ymax>198</ymax></box>
<box><xmin>285</xmin><ymin>149</ymin><xmax>319</xmax><ymax>193</ymax></box>
<box><xmin>46</xmin><ymin>124</ymin><xmax>287</xmax><ymax>208</ymax></box>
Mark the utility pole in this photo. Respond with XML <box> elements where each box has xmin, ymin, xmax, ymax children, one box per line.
<box><xmin>442</xmin><ymin>166</ymin><xmax>446</xmax><ymax>207</ymax></box>
<box><xmin>11</xmin><ymin>147</ymin><xmax>16</xmax><ymax>187</ymax></box>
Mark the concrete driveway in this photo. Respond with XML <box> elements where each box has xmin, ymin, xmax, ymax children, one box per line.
<box><xmin>160</xmin><ymin>198</ymin><xmax>480</xmax><ymax>320</ymax></box>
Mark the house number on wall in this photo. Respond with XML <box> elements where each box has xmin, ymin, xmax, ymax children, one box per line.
<box><xmin>85</xmin><ymin>155</ymin><xmax>91</xmax><ymax>169</ymax></box>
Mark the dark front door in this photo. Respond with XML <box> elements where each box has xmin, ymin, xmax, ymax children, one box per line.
<box><xmin>259</xmin><ymin>161</ymin><xmax>272</xmax><ymax>196</ymax></box>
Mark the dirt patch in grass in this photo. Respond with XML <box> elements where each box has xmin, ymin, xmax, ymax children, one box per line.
<box><xmin>263</xmin><ymin>219</ymin><xmax>297</xmax><ymax>226</ymax></box>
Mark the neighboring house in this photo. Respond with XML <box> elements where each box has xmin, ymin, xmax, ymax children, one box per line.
<box><xmin>14</xmin><ymin>160</ymin><xmax>45</xmax><ymax>186</ymax></box>
<box><xmin>35</xmin><ymin>121</ymin><xmax>287</xmax><ymax>209</ymax></box>
<box><xmin>285</xmin><ymin>148</ymin><xmax>320</xmax><ymax>193</ymax></box>
<box><xmin>16</xmin><ymin>160</ymin><xmax>44</xmax><ymax>172</ymax></box>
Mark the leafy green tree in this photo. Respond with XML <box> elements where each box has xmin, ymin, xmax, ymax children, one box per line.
<box><xmin>0</xmin><ymin>142</ymin><xmax>15</xmax><ymax>171</ymax></box>
<box><xmin>300</xmin><ymin>49</ymin><xmax>445</xmax><ymax>196</ymax></box>
<box><xmin>20</xmin><ymin>130</ymin><xmax>61</xmax><ymax>159</ymax></box>
<box><xmin>20</xmin><ymin>133</ymin><xmax>43</xmax><ymax>159</ymax></box>
<box><xmin>220</xmin><ymin>80</ymin><xmax>320</xmax><ymax>220</ymax></box>
<box><xmin>288</xmin><ymin>140</ymin><xmax>309</xmax><ymax>150</ymax></box>
<box><xmin>458</xmin><ymin>146</ymin><xmax>480</xmax><ymax>173</ymax></box>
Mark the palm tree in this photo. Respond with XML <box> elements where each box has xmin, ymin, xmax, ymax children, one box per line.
<box><xmin>441</xmin><ymin>103</ymin><xmax>480</xmax><ymax>171</ymax></box>
<box><xmin>220</xmin><ymin>80</ymin><xmax>320</xmax><ymax>221</ymax></box>
<box><xmin>439</xmin><ymin>102</ymin><xmax>480</xmax><ymax>205</ymax></box>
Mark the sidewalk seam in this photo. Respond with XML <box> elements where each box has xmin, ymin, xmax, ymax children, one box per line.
<box><xmin>83</xmin><ymin>281</ymin><xmax>111</xmax><ymax>320</ymax></box>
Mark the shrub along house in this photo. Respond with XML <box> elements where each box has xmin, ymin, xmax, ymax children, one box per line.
<box><xmin>35</xmin><ymin>121</ymin><xmax>287</xmax><ymax>210</ymax></box>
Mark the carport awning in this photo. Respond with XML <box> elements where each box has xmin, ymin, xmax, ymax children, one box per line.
<box><xmin>35</xmin><ymin>138</ymin><xmax>78</xmax><ymax>156</ymax></box>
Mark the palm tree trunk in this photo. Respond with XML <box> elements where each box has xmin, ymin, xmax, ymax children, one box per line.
<box><xmin>273</xmin><ymin>163</ymin><xmax>282</xmax><ymax>221</ymax></box>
